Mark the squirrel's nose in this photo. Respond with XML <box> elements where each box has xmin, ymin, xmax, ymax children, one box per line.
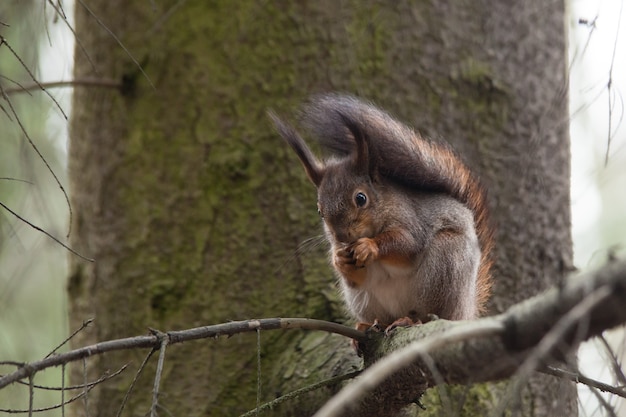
<box><xmin>333</xmin><ymin>230</ymin><xmax>353</xmax><ymax>244</ymax></box>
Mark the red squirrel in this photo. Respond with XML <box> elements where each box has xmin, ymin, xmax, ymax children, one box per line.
<box><xmin>270</xmin><ymin>94</ymin><xmax>494</xmax><ymax>329</ymax></box>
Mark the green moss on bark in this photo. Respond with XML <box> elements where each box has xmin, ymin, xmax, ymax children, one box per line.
<box><xmin>70</xmin><ymin>1</ymin><xmax>572</xmax><ymax>416</ymax></box>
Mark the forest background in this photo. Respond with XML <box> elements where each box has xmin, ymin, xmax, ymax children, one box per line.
<box><xmin>0</xmin><ymin>0</ymin><xmax>625</xmax><ymax>415</ymax></box>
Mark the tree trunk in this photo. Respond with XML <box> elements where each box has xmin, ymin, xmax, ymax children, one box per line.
<box><xmin>68</xmin><ymin>1</ymin><xmax>573</xmax><ymax>416</ymax></box>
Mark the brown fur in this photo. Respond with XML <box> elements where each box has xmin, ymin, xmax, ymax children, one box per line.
<box><xmin>270</xmin><ymin>94</ymin><xmax>494</xmax><ymax>323</ymax></box>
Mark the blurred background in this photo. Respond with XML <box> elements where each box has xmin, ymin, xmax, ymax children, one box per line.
<box><xmin>569</xmin><ymin>0</ymin><xmax>626</xmax><ymax>415</ymax></box>
<box><xmin>0</xmin><ymin>0</ymin><xmax>624</xmax><ymax>415</ymax></box>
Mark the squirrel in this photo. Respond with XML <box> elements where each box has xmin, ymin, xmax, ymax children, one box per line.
<box><xmin>270</xmin><ymin>93</ymin><xmax>494</xmax><ymax>330</ymax></box>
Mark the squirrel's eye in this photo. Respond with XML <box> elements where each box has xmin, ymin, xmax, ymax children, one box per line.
<box><xmin>355</xmin><ymin>192</ymin><xmax>367</xmax><ymax>207</ymax></box>
<box><xmin>317</xmin><ymin>204</ymin><xmax>324</xmax><ymax>218</ymax></box>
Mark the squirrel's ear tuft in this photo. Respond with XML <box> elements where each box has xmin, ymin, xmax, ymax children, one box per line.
<box><xmin>334</xmin><ymin>110</ymin><xmax>375</xmax><ymax>178</ymax></box>
<box><xmin>300</xmin><ymin>93</ymin><xmax>360</xmax><ymax>157</ymax></box>
<box><xmin>269</xmin><ymin>111</ymin><xmax>325</xmax><ymax>187</ymax></box>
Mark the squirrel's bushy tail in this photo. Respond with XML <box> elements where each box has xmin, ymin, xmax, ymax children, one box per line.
<box><xmin>301</xmin><ymin>93</ymin><xmax>494</xmax><ymax>313</ymax></box>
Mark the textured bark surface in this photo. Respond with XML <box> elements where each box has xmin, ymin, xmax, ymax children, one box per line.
<box><xmin>68</xmin><ymin>1</ymin><xmax>573</xmax><ymax>416</ymax></box>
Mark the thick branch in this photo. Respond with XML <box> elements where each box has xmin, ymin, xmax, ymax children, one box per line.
<box><xmin>317</xmin><ymin>258</ymin><xmax>626</xmax><ymax>417</ymax></box>
<box><xmin>1</xmin><ymin>260</ymin><xmax>625</xmax><ymax>416</ymax></box>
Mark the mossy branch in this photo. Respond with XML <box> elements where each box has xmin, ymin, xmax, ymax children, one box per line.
<box><xmin>1</xmin><ymin>259</ymin><xmax>625</xmax><ymax>416</ymax></box>
<box><xmin>316</xmin><ymin>258</ymin><xmax>626</xmax><ymax>417</ymax></box>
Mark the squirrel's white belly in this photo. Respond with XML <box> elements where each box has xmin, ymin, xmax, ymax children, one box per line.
<box><xmin>369</xmin><ymin>261</ymin><xmax>417</xmax><ymax>315</ymax></box>
<box><xmin>346</xmin><ymin>260</ymin><xmax>419</xmax><ymax>324</ymax></box>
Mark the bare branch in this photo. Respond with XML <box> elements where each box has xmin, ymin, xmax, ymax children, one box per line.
<box><xmin>46</xmin><ymin>318</ymin><xmax>94</xmax><ymax>359</ymax></box>
<box><xmin>0</xmin><ymin>318</ymin><xmax>365</xmax><ymax>390</ymax></box>
<box><xmin>46</xmin><ymin>0</ymin><xmax>97</xmax><ymax>72</ymax></box>
<box><xmin>239</xmin><ymin>371</ymin><xmax>362</xmax><ymax>417</ymax></box>
<box><xmin>598</xmin><ymin>334</ymin><xmax>626</xmax><ymax>386</ymax></box>
<box><xmin>315</xmin><ymin>258</ymin><xmax>626</xmax><ymax>417</ymax></box>
<box><xmin>12</xmin><ymin>363</ymin><xmax>127</xmax><ymax>391</ymax></box>
<box><xmin>0</xmin><ymin>260</ymin><xmax>625</xmax><ymax>415</ymax></box>
<box><xmin>0</xmin><ymin>201</ymin><xmax>94</xmax><ymax>262</ymax></box>
<box><xmin>313</xmin><ymin>320</ymin><xmax>505</xmax><ymax>417</ymax></box>
<box><xmin>81</xmin><ymin>358</ymin><xmax>89</xmax><ymax>416</ymax></box>
<box><xmin>116</xmin><ymin>350</ymin><xmax>156</xmax><ymax>417</ymax></box>
<box><xmin>256</xmin><ymin>328</ymin><xmax>261</xmax><ymax>416</ymax></box>
<box><xmin>543</xmin><ymin>366</ymin><xmax>626</xmax><ymax>399</ymax></box>
<box><xmin>604</xmin><ymin>0</ymin><xmax>625</xmax><ymax>164</ymax></box>
<box><xmin>61</xmin><ymin>364</ymin><xmax>65</xmax><ymax>417</ymax></box>
<box><xmin>76</xmin><ymin>0</ymin><xmax>155</xmax><ymax>90</ymax></box>
<box><xmin>3</xmin><ymin>78</ymin><xmax>122</xmax><ymax>95</ymax></box>
<box><xmin>588</xmin><ymin>385</ymin><xmax>619</xmax><ymax>417</ymax></box>
<box><xmin>0</xmin><ymin>366</ymin><xmax>126</xmax><ymax>414</ymax></box>
<box><xmin>0</xmin><ymin>37</ymin><xmax>67</xmax><ymax>119</ymax></box>
<box><xmin>28</xmin><ymin>375</ymin><xmax>33</xmax><ymax>417</ymax></box>
<box><xmin>492</xmin><ymin>285</ymin><xmax>612</xmax><ymax>417</ymax></box>
<box><xmin>0</xmin><ymin>177</ymin><xmax>33</xmax><ymax>184</ymax></box>
<box><xmin>0</xmin><ymin>82</ymin><xmax>74</xmax><ymax>239</ymax></box>
<box><xmin>150</xmin><ymin>331</ymin><xmax>169</xmax><ymax>417</ymax></box>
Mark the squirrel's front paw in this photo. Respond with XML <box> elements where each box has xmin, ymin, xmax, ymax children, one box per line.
<box><xmin>333</xmin><ymin>248</ymin><xmax>357</xmax><ymax>273</ymax></box>
<box><xmin>333</xmin><ymin>248</ymin><xmax>368</xmax><ymax>287</ymax></box>
<box><xmin>351</xmin><ymin>238</ymin><xmax>379</xmax><ymax>267</ymax></box>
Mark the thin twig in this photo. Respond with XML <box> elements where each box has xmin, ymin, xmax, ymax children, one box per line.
<box><xmin>0</xmin><ymin>365</ymin><xmax>128</xmax><ymax>415</ymax></box>
<box><xmin>155</xmin><ymin>403</ymin><xmax>175</xmax><ymax>417</ymax></box>
<box><xmin>598</xmin><ymin>334</ymin><xmax>626</xmax><ymax>386</ymax></box>
<box><xmin>117</xmin><ymin>351</ymin><xmax>156</xmax><ymax>417</ymax></box>
<box><xmin>238</xmin><ymin>371</ymin><xmax>362</xmax><ymax>417</ymax></box>
<box><xmin>605</xmin><ymin>0</ymin><xmax>625</xmax><ymax>164</ymax></box>
<box><xmin>0</xmin><ymin>388</ymin><xmax>94</xmax><ymax>414</ymax></box>
<box><xmin>0</xmin><ymin>177</ymin><xmax>33</xmax><ymax>184</ymax></box>
<box><xmin>150</xmin><ymin>332</ymin><xmax>169</xmax><ymax>417</ymax></box>
<box><xmin>46</xmin><ymin>318</ymin><xmax>95</xmax><ymax>358</ymax></box>
<box><xmin>256</xmin><ymin>328</ymin><xmax>261</xmax><ymax>417</ymax></box>
<box><xmin>10</xmin><ymin>363</ymin><xmax>128</xmax><ymax>392</ymax></box>
<box><xmin>0</xmin><ymin>74</ymin><xmax>33</xmax><ymax>96</ymax></box>
<box><xmin>61</xmin><ymin>364</ymin><xmax>66</xmax><ymax>417</ymax></box>
<box><xmin>0</xmin><ymin>82</ymin><xmax>74</xmax><ymax>239</ymax></box>
<box><xmin>0</xmin><ymin>361</ymin><xmax>27</xmax><ymax>367</ymax></box>
<box><xmin>0</xmin><ymin>101</ymin><xmax>12</xmax><ymax>120</ymax></box>
<box><xmin>148</xmin><ymin>0</ymin><xmax>189</xmax><ymax>34</ymax></box>
<box><xmin>421</xmin><ymin>353</ymin><xmax>455</xmax><ymax>417</ymax></box>
<box><xmin>82</xmin><ymin>358</ymin><xmax>89</xmax><ymax>417</ymax></box>
<box><xmin>0</xmin><ymin>37</ymin><xmax>67</xmax><ymax>119</ymax></box>
<box><xmin>3</xmin><ymin>78</ymin><xmax>122</xmax><ymax>95</ymax></box>
<box><xmin>76</xmin><ymin>0</ymin><xmax>155</xmax><ymax>90</ymax></box>
<box><xmin>49</xmin><ymin>0</ymin><xmax>67</xmax><ymax>19</ymax></box>
<box><xmin>46</xmin><ymin>0</ymin><xmax>97</xmax><ymax>72</ymax></box>
<box><xmin>588</xmin><ymin>385</ymin><xmax>618</xmax><ymax>417</ymax></box>
<box><xmin>0</xmin><ymin>201</ymin><xmax>94</xmax><ymax>262</ymax></box>
<box><xmin>43</xmin><ymin>0</ymin><xmax>52</xmax><ymax>47</ymax></box>
<box><xmin>543</xmin><ymin>366</ymin><xmax>626</xmax><ymax>399</ymax></box>
<box><xmin>28</xmin><ymin>375</ymin><xmax>33</xmax><ymax>417</ymax></box>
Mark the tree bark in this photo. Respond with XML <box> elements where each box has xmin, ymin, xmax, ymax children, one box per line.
<box><xmin>68</xmin><ymin>1</ymin><xmax>573</xmax><ymax>416</ymax></box>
